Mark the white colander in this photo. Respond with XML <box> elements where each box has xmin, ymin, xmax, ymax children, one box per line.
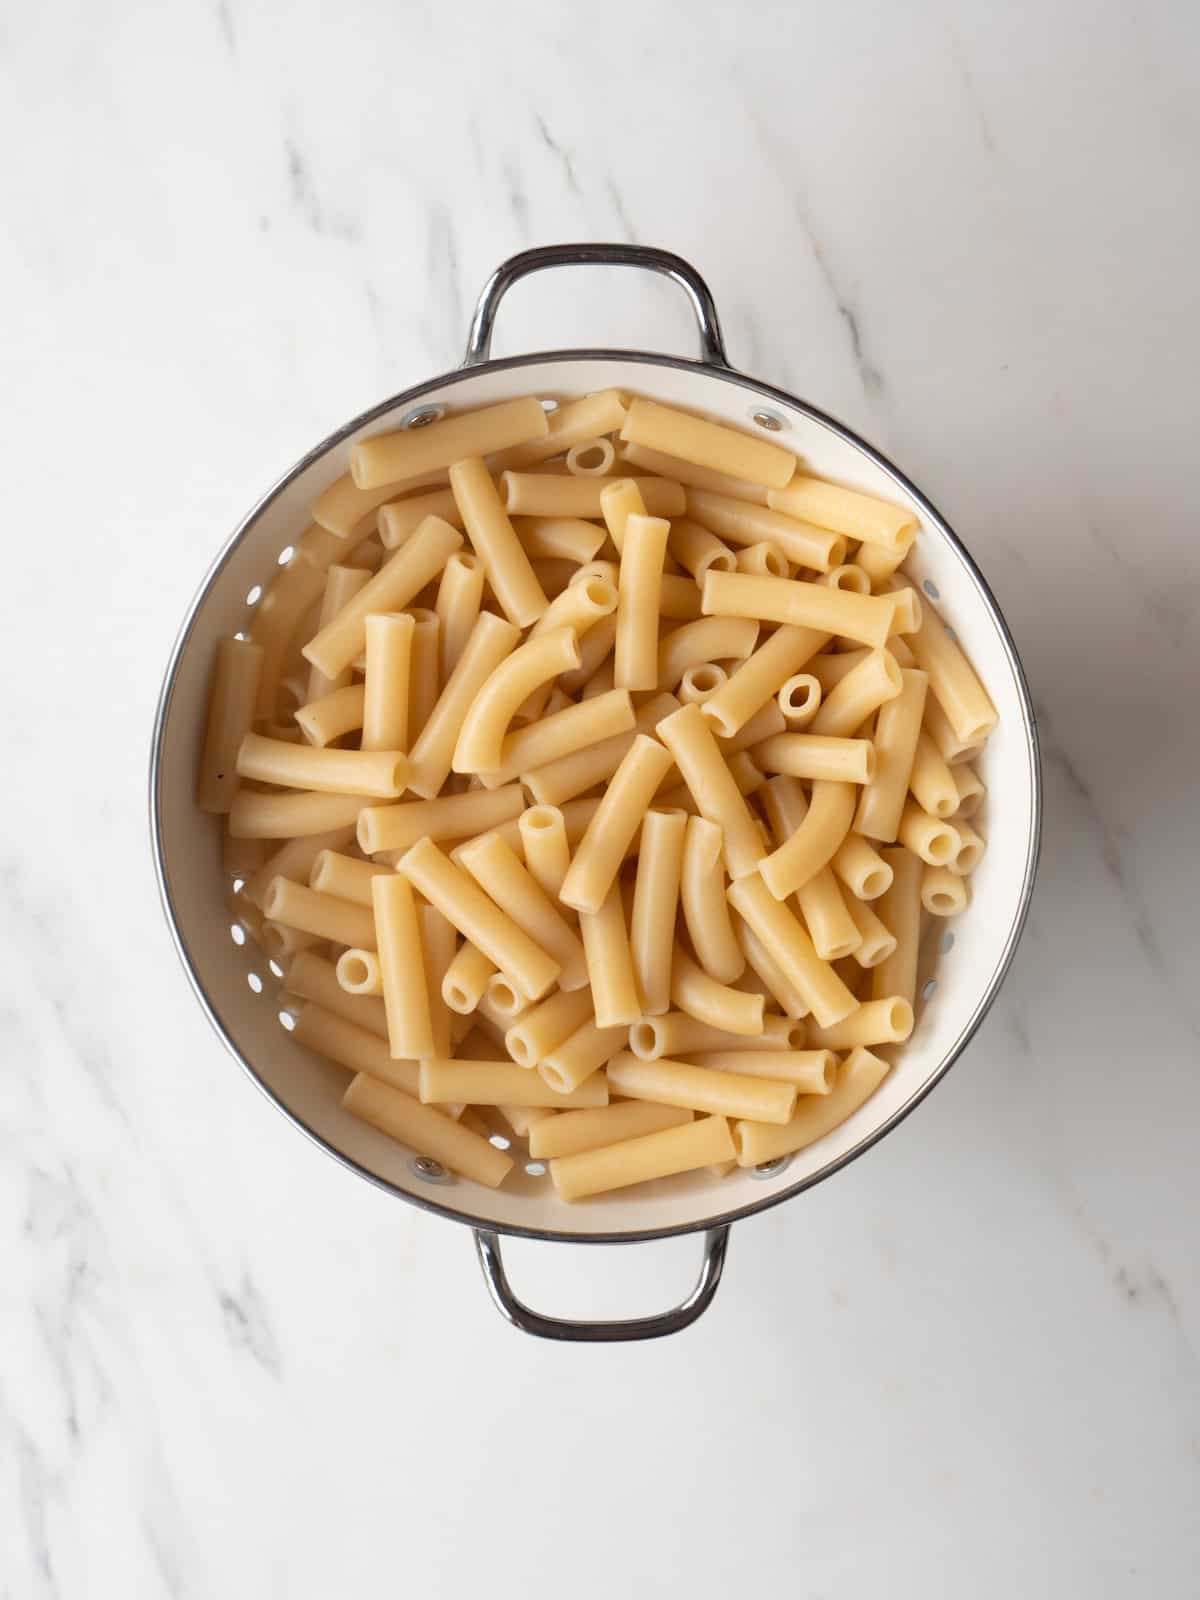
<box><xmin>150</xmin><ymin>245</ymin><xmax>1040</xmax><ymax>1341</ymax></box>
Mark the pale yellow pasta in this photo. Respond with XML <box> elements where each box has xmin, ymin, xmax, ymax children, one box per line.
<box><xmin>351</xmin><ymin>397</ymin><xmax>548</xmax><ymax>491</ymax></box>
<box><xmin>505</xmin><ymin>987</ymin><xmax>594</xmax><ymax>1069</ymax></box>
<box><xmin>515</xmin><ymin>574</ymin><xmax>618</xmax><ymax>721</ymax></box>
<box><xmin>456</xmin><ymin>830</ymin><xmax>588</xmax><ymax>992</ymax></box>
<box><xmin>421</xmin><ymin>1057</ymin><xmax>610</xmax><ymax>1110</ymax></box>
<box><xmin>517</xmin><ymin>805</ymin><xmax>571</xmax><ymax>903</ymax></box>
<box><xmin>796</xmin><ymin>868</ymin><xmax>861</xmax><ymax>962</ymax></box>
<box><xmin>807</xmin><ymin>650</ymin><xmax>869</xmax><ymax>692</ymax></box>
<box><xmin>406</xmin><ymin>608</ymin><xmax>441</xmax><ymax>744</ymax></box>
<box><xmin>441</xmin><ymin>941</ymin><xmax>497</xmax><ymax>1014</ymax></box>
<box><xmin>908</xmin><ymin>595</ymin><xmax>998</xmax><ymax>746</ymax></box>
<box><xmin>629</xmin><ymin>1011</ymin><xmax>803</xmax><ymax>1060</ymax></box>
<box><xmin>551</xmin><ymin>1113</ymin><xmax>735</xmax><ymax>1202</ymax></box>
<box><xmin>448</xmin><ymin>456</ymin><xmax>547</xmax><ymax>629</ymax></box>
<box><xmin>344</xmin><ymin>1072</ymin><xmax>514</xmax><ymax>1188</ymax></box>
<box><xmin>307</xmin><ymin>564</ymin><xmax>371</xmax><ymax>701</ymax></box>
<box><xmin>284</xmin><ymin>950</ymin><xmax>388</xmax><ymax>1039</ymax></box>
<box><xmin>491</xmin><ymin>389</ymin><xmax>628</xmax><ymax>471</ymax></box>
<box><xmin>293</xmin><ymin>1003</ymin><xmax>418</xmax><ymax>1095</ymax></box>
<box><xmin>495</xmin><ymin>1104</ymin><xmax>556</xmax><ymax>1140</ymax></box>
<box><xmin>614</xmin><ymin>513</ymin><xmax>670</xmax><ymax>689</ymax></box>
<box><xmin>607</xmin><ymin>1050</ymin><xmax>794</xmax><ymax>1125</ymax></box>
<box><xmin>229</xmin><ymin>787</ymin><xmax>370</xmax><ymax>840</ymax></box>
<box><xmin>453</xmin><ymin>626</ymin><xmax>580</xmax><ymax>774</ymax></box>
<box><xmin>668</xmin><ymin>518</ymin><xmax>737</xmax><ymax>582</ymax></box>
<box><xmin>529</xmin><ymin>1102</ymin><xmax>692</xmax><ymax>1160</ymax></box>
<box><xmin>480</xmin><ymin>971</ymin><xmax>527</xmax><ymax>1023</ymax></box>
<box><xmin>735</xmin><ymin>540</ymin><xmax>789</xmax><ymax>578</ymax></box>
<box><xmin>312</xmin><ymin>464</ymin><xmax>449</xmax><ymax>539</ymax></box>
<box><xmin>539</xmin><ymin>1017</ymin><xmax>629</xmax><ymax>1093</ymax></box>
<box><xmin>898</xmin><ymin>800</ymin><xmax>961</xmax><ymax>866</ymax></box>
<box><xmin>950</xmin><ymin>818</ymin><xmax>986</xmax><ymax>874</ymax></box>
<box><xmin>309</xmin><ymin>849</ymin><xmax>391</xmax><ymax>906</ymax></box>
<box><xmin>262</xmin><ymin>875</ymin><xmax>376</xmax><ymax>949</ymax></box>
<box><xmin>656</xmin><ymin>616</ymin><xmax>759</xmax><ymax>690</ymax></box>
<box><xmin>418</xmin><ymin>903</ymin><xmax>457</xmax><ymax>1059</ymax></box>
<box><xmin>700</xmin><ymin>623</ymin><xmax>829</xmax><ymax>740</ymax></box>
<box><xmin>565</xmin><ymin>438</ymin><xmax>616</xmax><ymax>476</ymax></box>
<box><xmin>775</xmin><ymin>673</ymin><xmax>822</xmax><ymax>728</ymax></box>
<box><xmin>295</xmin><ymin>683</ymin><xmax>366</xmax><ymax>748</ymax></box>
<box><xmin>683</xmin><ymin>1049</ymin><xmax>834</xmax><ymax>1094</ymax></box>
<box><xmin>599</xmin><ymin>476</ymin><xmax>647</xmax><ymax>555</ymax></box>
<box><xmin>829</xmin><ymin>833</ymin><xmax>894</xmax><ymax>901</ymax></box>
<box><xmin>344</xmin><ymin>534</ymin><xmax>385</xmax><ymax>572</ymax></box>
<box><xmin>767</xmin><ymin>475</ymin><xmax>917</xmax><ymax>551</ymax></box>
<box><xmin>702</xmin><ymin>571</ymin><xmax>899</xmax><ymax>649</ymax></box>
<box><xmin>808</xmin><ymin>996</ymin><xmax>913</xmax><ymax>1050</ymax></box>
<box><xmin>434</xmin><ymin>553</ymin><xmax>483</xmax><ymax>681</ymax></box>
<box><xmin>884</xmin><ymin>584</ymin><xmax>922</xmax><ymax>636</ymax></box>
<box><xmin>818</xmin><ymin>563</ymin><xmax>872</xmax><ymax>594</ymax></box>
<box><xmin>579</xmin><ymin>657</ymin><xmax>615</xmax><ymax>701</ymax></box>
<box><xmin>734</xmin><ymin>919</ymin><xmax>810</xmax><ymax>1019</ymax></box>
<box><xmin>677</xmin><ymin>663</ymin><xmax>728</xmax><ymax>705</ymax></box>
<box><xmin>809</xmin><ymin>649</ymin><xmax>902</xmax><ymax>737</ymax></box>
<box><xmin>726</xmin><ymin>874</ymin><xmax>856</xmax><ymax>1028</ymax></box>
<box><xmin>502</xmin><ymin>471</ymin><xmax>684</xmax><ymax>521</ymax></box>
<box><xmin>952</xmin><ymin>763</ymin><xmax>985</xmax><ymax>820</ymax></box>
<box><xmin>301</xmin><ymin>517</ymin><xmax>462</xmax><ymax>681</ymax></box>
<box><xmin>296</xmin><ymin>521</ymin><xmax>363</xmax><ymax>570</ymax></box>
<box><xmin>511</xmin><ymin>515</ymin><xmax>606</xmax><ymax>564</ymax></box>
<box><xmin>357</xmin><ymin>783</ymin><xmax>525</xmax><ymax>856</ymax></box>
<box><xmin>671</xmin><ymin>946</ymin><xmax>763</xmax><ymax>1036</ymax></box>
<box><xmin>856</xmin><ymin>532</ymin><xmax>915</xmax><ymax>584</ymax></box>
<box><xmin>758</xmin><ymin>777</ymin><xmax>856</xmax><ymax>900</ymax></box>
<box><xmin>367</xmin><ymin>872</ymin><xmax>433</xmax><ymax>1059</ymax></box>
<box><xmin>842</xmin><ymin>894</ymin><xmax>897</xmax><ymax>969</ymax></box>
<box><xmin>658</xmin><ymin>574</ymin><xmax>704</xmax><ymax>620</ymax></box>
<box><xmin>198</xmin><ymin>638</ymin><xmax>265</xmax><ymax>814</ymax></box>
<box><xmin>870</xmin><ymin>847</ymin><xmax>923</xmax><ymax>1005</ymax></box>
<box><xmin>360</xmin><ymin>613</ymin><xmax>414</xmax><ymax>753</ymax></box>
<box><xmin>336</xmin><ymin>947</ymin><xmax>382</xmax><ymax>996</ymax></box>
<box><xmin>521</xmin><ymin>690</ymin><xmax>678</xmax><ymax>807</ymax></box>
<box><xmin>854</xmin><ymin>668</ymin><xmax>929</xmax><ymax>841</ymax></box>
<box><xmin>909</xmin><ymin>730</ymin><xmax>960</xmax><ymax>819</ymax></box>
<box><xmin>559</xmin><ymin>735</ymin><xmax>674</xmax><ymax>914</ymax></box>
<box><xmin>686</xmin><ymin>490</ymin><xmax>845</xmax><ymax>572</ymax></box>
<box><xmin>377</xmin><ymin>488</ymin><xmax>464</xmax><ymax>549</ymax></box>
<box><xmin>733</xmin><ymin>1047</ymin><xmax>889</xmax><ymax>1167</ymax></box>
<box><xmin>248</xmin><ymin>552</ymin><xmax>327</xmax><ymax>719</ymax></box>
<box><xmin>655</xmin><ymin>703</ymin><xmax>765</xmax><ymax>880</ymax></box>
<box><xmin>630</xmin><ymin>809</ymin><xmax>688</xmax><ymax>1016</ymax></box>
<box><xmin>259</xmin><ymin>921</ymin><xmax>320</xmax><ymax>962</ymax></box>
<box><xmin>922</xmin><ymin>864</ymin><xmax>970</xmax><ymax>916</ymax></box>
<box><xmin>405</xmin><ymin>612</ymin><xmax>521</xmax><ymax>797</ymax></box>
<box><xmin>617</xmin><ymin>438</ymin><xmax>769</xmax><ymax>504</ymax></box>
<box><xmin>620</xmin><ymin>396</ymin><xmax>796</xmax><ymax>489</ymax></box>
<box><xmin>398</xmin><ymin>837</ymin><xmax>561</xmax><ymax>1002</ymax></box>
<box><xmin>578</xmin><ymin>881</ymin><xmax>642</xmax><ymax>1027</ymax></box>
<box><xmin>235</xmin><ymin>733</ymin><xmax>404</xmax><ymax>799</ymax></box>
<box><xmin>923</xmin><ymin>695</ymin><xmax>985</xmax><ymax>767</ymax></box>
<box><xmin>482</xmin><ymin>691</ymin><xmax>634</xmax><ymax>791</ymax></box>
<box><xmin>680</xmin><ymin>816</ymin><xmax>743</xmax><ymax>985</ymax></box>
<box><xmin>754</xmin><ymin>733</ymin><xmax>876</xmax><ymax>786</ymax></box>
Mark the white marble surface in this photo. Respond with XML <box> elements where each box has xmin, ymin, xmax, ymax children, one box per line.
<box><xmin>2</xmin><ymin>1</ymin><xmax>1199</xmax><ymax>1594</ymax></box>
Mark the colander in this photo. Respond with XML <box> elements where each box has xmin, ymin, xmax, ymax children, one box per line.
<box><xmin>150</xmin><ymin>244</ymin><xmax>1040</xmax><ymax>1342</ymax></box>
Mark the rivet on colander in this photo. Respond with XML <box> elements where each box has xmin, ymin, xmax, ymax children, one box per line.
<box><xmin>922</xmin><ymin>978</ymin><xmax>938</xmax><ymax>1002</ymax></box>
<box><xmin>412</xmin><ymin>1155</ymin><xmax>452</xmax><ymax>1184</ymax></box>
<box><xmin>750</xmin><ymin>408</ymin><xmax>785</xmax><ymax>432</ymax></box>
<box><xmin>752</xmin><ymin>1156</ymin><xmax>792</xmax><ymax>1179</ymax></box>
<box><xmin>401</xmin><ymin>405</ymin><xmax>444</xmax><ymax>430</ymax></box>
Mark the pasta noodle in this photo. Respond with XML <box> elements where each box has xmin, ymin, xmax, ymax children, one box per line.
<box><xmin>502</xmin><ymin>472</ymin><xmax>684</xmax><ymax>521</ymax></box>
<box><xmin>405</xmin><ymin>613</ymin><xmax>521</xmax><ymax>798</ymax></box>
<box><xmin>566</xmin><ymin>438</ymin><xmax>615</xmax><ymax>476</ymax></box>
<box><xmin>284</xmin><ymin>949</ymin><xmax>388</xmax><ymax>1039</ymax></box>
<box><xmin>630</xmin><ymin>808</ymin><xmax>688</xmax><ymax>1016</ymax></box>
<box><xmin>453</xmin><ymin>626</ymin><xmax>580</xmax><ymax>773</ymax></box>
<box><xmin>628</xmin><ymin>1011</ymin><xmax>805</xmax><ymax>1060</ymax></box>
<box><xmin>907</xmin><ymin>591</ymin><xmax>998</xmax><ymax>746</ymax></box>
<box><xmin>776</xmin><ymin>673</ymin><xmax>821</xmax><ymax>727</ymax></box>
<box><xmin>578</xmin><ymin>881</ymin><xmax>642</xmax><ymax>1027</ymax></box>
<box><xmin>909</xmin><ymin>731</ymin><xmax>960</xmax><ymax>819</ymax></box>
<box><xmin>655</xmin><ymin>703</ymin><xmax>765</xmax><ymax>880</ymax></box>
<box><xmin>607</xmin><ymin>1051</ymin><xmax>795</xmax><ymax>1125</ymax></box>
<box><xmin>336</xmin><ymin>948</ymin><xmax>382</xmax><ymax>996</ymax></box>
<box><xmin>521</xmin><ymin>691</ymin><xmax>678</xmax><ymax>808</ymax></box>
<box><xmin>434</xmin><ymin>553</ymin><xmax>484</xmax><ymax>681</ymax></box>
<box><xmin>351</xmin><ymin>397</ymin><xmax>549</xmax><ymax>490</ymax></box>
<box><xmin>559</xmin><ymin>735</ymin><xmax>674</xmax><ymax>914</ymax></box>
<box><xmin>854</xmin><ymin>668</ymin><xmax>928</xmax><ymax>840</ymax></box>
<box><xmin>808</xmin><ymin>649</ymin><xmax>902</xmax><ymax>737</ymax></box>
<box><xmin>361</xmin><ymin>613</ymin><xmax>414</xmax><ymax>753</ymax></box>
<box><xmin>357</xmin><ymin>782</ymin><xmax>525</xmax><ymax>854</ymax></box>
<box><xmin>406</xmin><ymin>608</ymin><xmax>441</xmax><ymax>745</ymax></box>
<box><xmin>377</xmin><ymin>488</ymin><xmax>464</xmax><ymax>549</ymax></box>
<box><xmin>754</xmin><ymin>734</ymin><xmax>876</xmax><ymax>786</ymax></box>
<box><xmin>922</xmin><ymin>864</ymin><xmax>969</xmax><ymax>916</ymax></box>
<box><xmin>843</xmin><ymin>893</ymin><xmax>897</xmax><ymax>968</ymax></box>
<box><xmin>620</xmin><ymin>396</ymin><xmax>796</xmax><ymax>488</ymax></box>
<box><xmin>668</xmin><ymin>517</ymin><xmax>737</xmax><ymax>582</ymax></box>
<box><xmin>686</xmin><ymin>490</ymin><xmax>845</xmax><ymax>572</ymax></box>
<box><xmin>671</xmin><ymin>945</ymin><xmax>763</xmax><ymax>1036</ymax></box>
<box><xmin>371</xmin><ymin>872</ymin><xmax>435</xmax><ymax>1060</ymax></box>
<box><xmin>295</xmin><ymin>683</ymin><xmax>366</xmax><ymax>749</ymax></box>
<box><xmin>726</xmin><ymin>874</ymin><xmax>856</xmax><ymax>1028</ymax></box>
<box><xmin>198</xmin><ymin>638</ymin><xmax>264</xmax><ymax>814</ymax></box>
<box><xmin>441</xmin><ymin>941</ymin><xmax>497</xmax><ymax>1014</ymax></box>
<box><xmin>449</xmin><ymin>456</ymin><xmax>548</xmax><ymax>629</ymax></box>
<box><xmin>307</xmin><ymin>565</ymin><xmax>371</xmax><ymax>702</ymax></box>
<box><xmin>529</xmin><ymin>1102</ymin><xmax>692</xmax><ymax>1160</ymax></box>
<box><xmin>490</xmin><ymin>389</ymin><xmax>628</xmax><ymax>471</ymax></box>
<box><xmin>758</xmin><ymin>778</ymin><xmax>857</xmax><ymax>900</ymax></box>
<box><xmin>517</xmin><ymin>805</ymin><xmax>572</xmax><ymax>903</ymax></box>
<box><xmin>510</xmin><ymin>516</ymin><xmax>606</xmax><ymax>564</ymax></box>
<box><xmin>702</xmin><ymin>571</ymin><xmax>901</xmax><ymax>650</ymax></box>
<box><xmin>870</xmin><ymin>847</ymin><xmax>923</xmax><ymax>1006</ymax></box>
<box><xmin>262</xmin><ymin>875</ymin><xmax>377</xmax><ymax>949</ymax></box>
<box><xmin>550</xmin><ymin>1113</ymin><xmax>735</xmax><ymax>1201</ymax></box>
<box><xmin>617</xmin><ymin>438</ymin><xmax>769</xmax><ymax>504</ymax></box>
<box><xmin>701</xmin><ymin>623</ymin><xmax>829</xmax><ymax>739</ymax></box>
<box><xmin>505</xmin><ymin>986</ymin><xmax>594</xmax><ymax>1068</ymax></box>
<box><xmin>682</xmin><ymin>1049</ymin><xmax>834</xmax><ymax>1094</ymax></box>
<box><xmin>615</xmin><ymin>514</ymin><xmax>670</xmax><ymax>688</ymax></box>
<box><xmin>735</xmin><ymin>541</ymin><xmax>788</xmax><ymax>578</ymax></box>
<box><xmin>229</xmin><ymin>788</ymin><xmax>371</xmax><ymax>840</ymax></box>
<box><xmin>309</xmin><ymin>849</ymin><xmax>391</xmax><ymax>906</ymax></box>
<box><xmin>480</xmin><ymin>691</ymin><xmax>634</xmax><ymax>790</ymax></box>
<box><xmin>418</xmin><ymin>1059</ymin><xmax>608</xmax><ymax>1110</ymax></box>
<box><xmin>807</xmin><ymin>996</ymin><xmax>913</xmax><ymax>1050</ymax></box>
<box><xmin>680</xmin><ymin>816</ymin><xmax>743</xmax><ymax>984</ymax></box>
<box><xmin>539</xmin><ymin>1018</ymin><xmax>630</xmax><ymax>1093</ymax></box>
<box><xmin>456</xmin><ymin>830</ymin><xmax>589</xmax><ymax>992</ymax></box>
<box><xmin>343</xmin><ymin>1073</ymin><xmax>514</xmax><ymax>1188</ymax></box>
<box><xmin>766</xmin><ymin>476</ymin><xmax>917</xmax><ymax>550</ymax></box>
<box><xmin>657</xmin><ymin>616</ymin><xmax>759</xmax><ymax>690</ymax></box>
<box><xmin>293</xmin><ymin>1003</ymin><xmax>418</xmax><ymax>1095</ymax></box>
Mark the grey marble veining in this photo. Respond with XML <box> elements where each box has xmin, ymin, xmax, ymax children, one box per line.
<box><xmin>1</xmin><ymin>0</ymin><xmax>1198</xmax><ymax>1594</ymax></box>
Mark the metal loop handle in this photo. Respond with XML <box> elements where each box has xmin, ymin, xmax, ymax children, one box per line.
<box><xmin>463</xmin><ymin>243</ymin><xmax>730</xmax><ymax>369</ymax></box>
<box><xmin>473</xmin><ymin>1225</ymin><xmax>730</xmax><ymax>1342</ymax></box>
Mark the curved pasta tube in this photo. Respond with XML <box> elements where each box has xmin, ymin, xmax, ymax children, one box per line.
<box><xmin>759</xmin><ymin>779</ymin><xmax>857</xmax><ymax>900</ymax></box>
<box><xmin>656</xmin><ymin>616</ymin><xmax>759</xmax><ymax>690</ymax></box>
<box><xmin>452</xmin><ymin>626</ymin><xmax>581</xmax><ymax>774</ymax></box>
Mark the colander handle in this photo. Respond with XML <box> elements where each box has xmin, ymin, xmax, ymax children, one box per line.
<box><xmin>463</xmin><ymin>242</ymin><xmax>730</xmax><ymax>369</ymax></box>
<box><xmin>472</xmin><ymin>1225</ymin><xmax>730</xmax><ymax>1342</ymax></box>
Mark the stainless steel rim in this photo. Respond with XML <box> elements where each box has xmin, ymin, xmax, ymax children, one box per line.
<box><xmin>149</xmin><ymin>345</ymin><xmax>1041</xmax><ymax>1247</ymax></box>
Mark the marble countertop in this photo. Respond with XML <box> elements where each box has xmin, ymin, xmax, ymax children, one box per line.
<box><xmin>3</xmin><ymin>1</ymin><xmax>1198</xmax><ymax>1594</ymax></box>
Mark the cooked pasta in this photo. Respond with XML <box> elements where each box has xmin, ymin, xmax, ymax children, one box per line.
<box><xmin>200</xmin><ymin>385</ymin><xmax>996</xmax><ymax>1199</ymax></box>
